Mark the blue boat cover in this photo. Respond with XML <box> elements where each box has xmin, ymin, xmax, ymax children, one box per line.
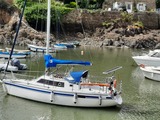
<box><xmin>44</xmin><ymin>54</ymin><xmax>92</xmax><ymax>68</ymax></box>
<box><xmin>68</xmin><ymin>71</ymin><xmax>88</xmax><ymax>84</ymax></box>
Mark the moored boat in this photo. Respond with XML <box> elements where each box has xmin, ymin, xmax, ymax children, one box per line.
<box><xmin>0</xmin><ymin>49</ymin><xmax>27</xmax><ymax>59</ymax></box>
<box><xmin>140</xmin><ymin>64</ymin><xmax>160</xmax><ymax>81</ymax></box>
<box><xmin>5</xmin><ymin>47</ymin><xmax>31</xmax><ymax>56</ymax></box>
<box><xmin>27</xmin><ymin>44</ymin><xmax>56</xmax><ymax>53</ymax></box>
<box><xmin>132</xmin><ymin>49</ymin><xmax>160</xmax><ymax>66</ymax></box>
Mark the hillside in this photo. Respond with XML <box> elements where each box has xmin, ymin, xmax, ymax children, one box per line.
<box><xmin>1</xmin><ymin>1</ymin><xmax>160</xmax><ymax>49</ymax></box>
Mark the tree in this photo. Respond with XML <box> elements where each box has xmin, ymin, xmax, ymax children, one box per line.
<box><xmin>156</xmin><ymin>0</ymin><xmax>160</xmax><ymax>8</ymax></box>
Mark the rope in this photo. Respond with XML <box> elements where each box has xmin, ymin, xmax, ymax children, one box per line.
<box><xmin>2</xmin><ymin>0</ymin><xmax>27</xmax><ymax>80</ymax></box>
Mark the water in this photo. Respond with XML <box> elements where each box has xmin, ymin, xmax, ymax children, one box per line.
<box><xmin>0</xmin><ymin>46</ymin><xmax>160</xmax><ymax>120</ymax></box>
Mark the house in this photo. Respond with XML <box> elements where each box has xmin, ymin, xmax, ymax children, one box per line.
<box><xmin>103</xmin><ymin>0</ymin><xmax>156</xmax><ymax>13</ymax></box>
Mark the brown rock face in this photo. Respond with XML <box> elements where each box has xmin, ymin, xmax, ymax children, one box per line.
<box><xmin>0</xmin><ymin>10</ymin><xmax>11</xmax><ymax>25</ymax></box>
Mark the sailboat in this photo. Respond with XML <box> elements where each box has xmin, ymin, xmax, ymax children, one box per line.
<box><xmin>1</xmin><ymin>0</ymin><xmax>122</xmax><ymax>107</ymax></box>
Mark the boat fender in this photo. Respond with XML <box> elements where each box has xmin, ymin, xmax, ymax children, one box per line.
<box><xmin>113</xmin><ymin>80</ymin><xmax>117</xmax><ymax>88</ymax></box>
<box><xmin>50</xmin><ymin>91</ymin><xmax>54</xmax><ymax>102</ymax></box>
<box><xmin>73</xmin><ymin>93</ymin><xmax>77</xmax><ymax>104</ymax></box>
<box><xmin>140</xmin><ymin>64</ymin><xmax>145</xmax><ymax>68</ymax></box>
<box><xmin>99</xmin><ymin>95</ymin><xmax>102</xmax><ymax>105</ymax></box>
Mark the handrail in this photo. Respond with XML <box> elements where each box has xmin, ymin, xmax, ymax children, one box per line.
<box><xmin>103</xmin><ymin>66</ymin><xmax>122</xmax><ymax>75</ymax></box>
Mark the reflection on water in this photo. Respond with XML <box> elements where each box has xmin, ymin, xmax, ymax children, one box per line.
<box><xmin>0</xmin><ymin>46</ymin><xmax>160</xmax><ymax>120</ymax></box>
<box><xmin>1</xmin><ymin>91</ymin><xmax>120</xmax><ymax>120</ymax></box>
<box><xmin>119</xmin><ymin>67</ymin><xmax>160</xmax><ymax>120</ymax></box>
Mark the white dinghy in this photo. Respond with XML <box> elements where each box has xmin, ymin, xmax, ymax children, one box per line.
<box><xmin>27</xmin><ymin>44</ymin><xmax>56</xmax><ymax>53</ymax></box>
<box><xmin>0</xmin><ymin>58</ymin><xmax>27</xmax><ymax>72</ymax></box>
<box><xmin>140</xmin><ymin>64</ymin><xmax>160</xmax><ymax>81</ymax></box>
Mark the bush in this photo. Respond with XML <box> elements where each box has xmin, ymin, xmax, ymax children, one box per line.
<box><xmin>65</xmin><ymin>2</ymin><xmax>77</xmax><ymax>8</ymax></box>
<box><xmin>14</xmin><ymin>0</ymin><xmax>73</xmax><ymax>24</ymax></box>
<box><xmin>133</xmin><ymin>21</ymin><xmax>144</xmax><ymax>28</ymax></box>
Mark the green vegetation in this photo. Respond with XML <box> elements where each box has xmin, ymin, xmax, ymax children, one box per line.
<box><xmin>156</xmin><ymin>0</ymin><xmax>160</xmax><ymax>8</ymax></box>
<box><xmin>133</xmin><ymin>21</ymin><xmax>144</xmax><ymax>28</ymax></box>
<box><xmin>120</xmin><ymin>12</ymin><xmax>133</xmax><ymax>22</ymax></box>
<box><xmin>14</xmin><ymin>0</ymin><xmax>73</xmax><ymax>24</ymax></box>
<box><xmin>102</xmin><ymin>12</ymin><xmax>144</xmax><ymax>29</ymax></box>
<box><xmin>65</xmin><ymin>2</ymin><xmax>77</xmax><ymax>8</ymax></box>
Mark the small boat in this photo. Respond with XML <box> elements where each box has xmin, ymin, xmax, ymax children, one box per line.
<box><xmin>54</xmin><ymin>43</ymin><xmax>75</xmax><ymax>49</ymax></box>
<box><xmin>0</xmin><ymin>49</ymin><xmax>27</xmax><ymax>59</ymax></box>
<box><xmin>5</xmin><ymin>47</ymin><xmax>31</xmax><ymax>56</ymax></box>
<box><xmin>0</xmin><ymin>58</ymin><xmax>27</xmax><ymax>72</ymax></box>
<box><xmin>53</xmin><ymin>43</ymin><xmax>68</xmax><ymax>49</ymax></box>
<box><xmin>140</xmin><ymin>64</ymin><xmax>160</xmax><ymax>81</ymax></box>
<box><xmin>27</xmin><ymin>44</ymin><xmax>56</xmax><ymax>53</ymax></box>
<box><xmin>132</xmin><ymin>49</ymin><xmax>160</xmax><ymax>66</ymax></box>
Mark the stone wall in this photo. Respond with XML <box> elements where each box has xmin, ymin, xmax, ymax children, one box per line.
<box><xmin>133</xmin><ymin>12</ymin><xmax>160</xmax><ymax>29</ymax></box>
<box><xmin>62</xmin><ymin>10</ymin><xmax>160</xmax><ymax>33</ymax></box>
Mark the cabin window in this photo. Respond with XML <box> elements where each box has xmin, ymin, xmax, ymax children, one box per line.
<box><xmin>37</xmin><ymin>79</ymin><xmax>64</xmax><ymax>87</ymax></box>
<box><xmin>37</xmin><ymin>79</ymin><xmax>53</xmax><ymax>85</ymax></box>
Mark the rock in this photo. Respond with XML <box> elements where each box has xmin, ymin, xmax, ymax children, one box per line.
<box><xmin>155</xmin><ymin>43</ymin><xmax>160</xmax><ymax>49</ymax></box>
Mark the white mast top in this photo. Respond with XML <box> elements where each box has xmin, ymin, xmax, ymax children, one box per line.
<box><xmin>46</xmin><ymin>0</ymin><xmax>51</xmax><ymax>55</ymax></box>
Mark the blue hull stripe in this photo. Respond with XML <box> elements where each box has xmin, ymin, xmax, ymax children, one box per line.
<box><xmin>4</xmin><ymin>82</ymin><xmax>110</xmax><ymax>99</ymax></box>
<box><xmin>5</xmin><ymin>82</ymin><xmax>50</xmax><ymax>94</ymax></box>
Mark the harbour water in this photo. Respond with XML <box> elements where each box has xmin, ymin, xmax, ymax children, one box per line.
<box><xmin>0</xmin><ymin>46</ymin><xmax>160</xmax><ymax>120</ymax></box>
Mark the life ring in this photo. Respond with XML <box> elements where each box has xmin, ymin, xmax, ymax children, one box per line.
<box><xmin>58</xmin><ymin>82</ymin><xmax>61</xmax><ymax>87</ymax></box>
<box><xmin>113</xmin><ymin>80</ymin><xmax>117</xmax><ymax>88</ymax></box>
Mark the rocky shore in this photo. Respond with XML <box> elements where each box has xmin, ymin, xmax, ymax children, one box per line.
<box><xmin>1</xmin><ymin>11</ymin><xmax>160</xmax><ymax>49</ymax></box>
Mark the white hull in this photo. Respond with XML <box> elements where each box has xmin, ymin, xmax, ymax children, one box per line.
<box><xmin>132</xmin><ymin>56</ymin><xmax>160</xmax><ymax>66</ymax></box>
<box><xmin>5</xmin><ymin>47</ymin><xmax>31</xmax><ymax>55</ymax></box>
<box><xmin>2</xmin><ymin>77</ymin><xmax>122</xmax><ymax>107</ymax></box>
<box><xmin>140</xmin><ymin>66</ymin><xmax>160</xmax><ymax>81</ymax></box>
<box><xmin>28</xmin><ymin>44</ymin><xmax>56</xmax><ymax>53</ymax></box>
<box><xmin>0</xmin><ymin>64</ymin><xmax>18</xmax><ymax>72</ymax></box>
<box><xmin>54</xmin><ymin>45</ymin><xmax>67</xmax><ymax>49</ymax></box>
<box><xmin>0</xmin><ymin>54</ymin><xmax>26</xmax><ymax>59</ymax></box>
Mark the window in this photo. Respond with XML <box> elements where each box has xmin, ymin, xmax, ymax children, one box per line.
<box><xmin>37</xmin><ymin>79</ymin><xmax>64</xmax><ymax>87</ymax></box>
<box><xmin>137</xmin><ymin>3</ymin><xmax>146</xmax><ymax>11</ymax></box>
<box><xmin>125</xmin><ymin>2</ymin><xmax>132</xmax><ymax>13</ymax></box>
<box><xmin>37</xmin><ymin>79</ymin><xmax>53</xmax><ymax>85</ymax></box>
<box><xmin>127</xmin><ymin>4</ymin><xmax>131</xmax><ymax>10</ymax></box>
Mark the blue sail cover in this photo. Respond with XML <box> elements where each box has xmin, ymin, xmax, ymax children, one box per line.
<box><xmin>44</xmin><ymin>54</ymin><xmax>92</xmax><ymax>68</ymax></box>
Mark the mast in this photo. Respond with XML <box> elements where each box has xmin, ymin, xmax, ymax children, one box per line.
<box><xmin>46</xmin><ymin>0</ymin><xmax>51</xmax><ymax>55</ymax></box>
<box><xmin>4</xmin><ymin>0</ymin><xmax>27</xmax><ymax>74</ymax></box>
<box><xmin>45</xmin><ymin>0</ymin><xmax>51</xmax><ymax>73</ymax></box>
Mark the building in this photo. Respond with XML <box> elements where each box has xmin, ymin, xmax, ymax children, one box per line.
<box><xmin>103</xmin><ymin>0</ymin><xmax>156</xmax><ymax>13</ymax></box>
